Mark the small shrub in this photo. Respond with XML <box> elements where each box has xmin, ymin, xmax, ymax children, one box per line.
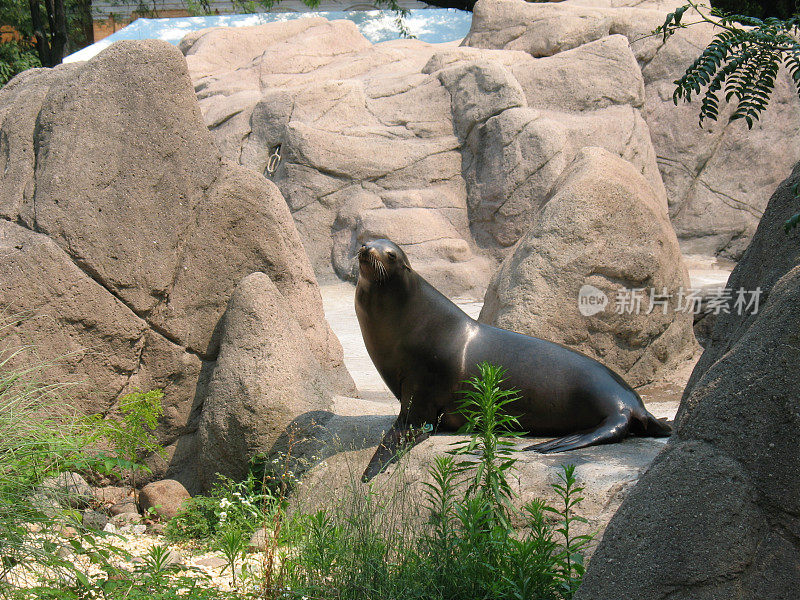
<box><xmin>165</xmin><ymin>473</ymin><xmax>277</xmax><ymax>545</ymax></box>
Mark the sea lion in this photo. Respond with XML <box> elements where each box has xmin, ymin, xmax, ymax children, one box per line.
<box><xmin>356</xmin><ymin>239</ymin><xmax>672</xmax><ymax>482</ymax></box>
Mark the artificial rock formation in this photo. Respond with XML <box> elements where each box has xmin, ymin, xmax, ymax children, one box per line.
<box><xmin>182</xmin><ymin>13</ymin><xmax>665</xmax><ymax>294</ymax></box>
<box><xmin>0</xmin><ymin>40</ymin><xmax>353</xmax><ymax>482</ymax></box>
<box><xmin>480</xmin><ymin>148</ymin><xmax>697</xmax><ymax>387</ymax></box>
<box><xmin>195</xmin><ymin>273</ymin><xmax>336</xmax><ymax>491</ymax></box>
<box><xmin>680</xmin><ymin>163</ymin><xmax>800</xmax><ymax>416</ymax></box>
<box><xmin>576</xmin><ymin>175</ymin><xmax>800</xmax><ymax>598</ymax></box>
<box><xmin>465</xmin><ymin>0</ymin><xmax>800</xmax><ymax>259</ymax></box>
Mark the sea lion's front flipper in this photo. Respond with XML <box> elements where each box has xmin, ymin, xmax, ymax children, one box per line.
<box><xmin>362</xmin><ymin>418</ymin><xmax>431</xmax><ymax>482</ymax></box>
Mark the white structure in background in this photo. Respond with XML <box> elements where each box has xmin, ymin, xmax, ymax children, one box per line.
<box><xmin>64</xmin><ymin>7</ymin><xmax>471</xmax><ymax>62</ymax></box>
<box><xmin>91</xmin><ymin>0</ymin><xmax>432</xmax><ymax>20</ymax></box>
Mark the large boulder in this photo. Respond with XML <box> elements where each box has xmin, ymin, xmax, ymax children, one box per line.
<box><xmin>464</xmin><ymin>0</ymin><xmax>800</xmax><ymax>259</ymax></box>
<box><xmin>425</xmin><ymin>33</ymin><xmax>665</xmax><ymax>256</ymax></box>
<box><xmin>680</xmin><ymin>163</ymin><xmax>800</xmax><ymax>417</ymax></box>
<box><xmin>575</xmin><ymin>260</ymin><xmax>800</xmax><ymax>599</ymax></box>
<box><xmin>480</xmin><ymin>148</ymin><xmax>697</xmax><ymax>387</ymax></box>
<box><xmin>0</xmin><ymin>40</ymin><xmax>353</xmax><ymax>479</ymax></box>
<box><xmin>182</xmin><ymin>15</ymin><xmax>667</xmax><ymax>294</ymax></box>
<box><xmin>195</xmin><ymin>273</ymin><xmax>337</xmax><ymax>491</ymax></box>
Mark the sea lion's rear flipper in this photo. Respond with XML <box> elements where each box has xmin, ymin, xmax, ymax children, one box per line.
<box><xmin>523</xmin><ymin>414</ymin><xmax>631</xmax><ymax>454</ymax></box>
<box><xmin>362</xmin><ymin>419</ymin><xmax>431</xmax><ymax>482</ymax></box>
<box><xmin>644</xmin><ymin>413</ymin><xmax>672</xmax><ymax>437</ymax></box>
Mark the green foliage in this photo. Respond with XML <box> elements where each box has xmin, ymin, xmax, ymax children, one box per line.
<box><xmin>656</xmin><ymin>2</ymin><xmax>800</xmax><ymax>235</ymax></box>
<box><xmin>274</xmin><ymin>362</ymin><xmax>593</xmax><ymax>600</ymax></box>
<box><xmin>711</xmin><ymin>0</ymin><xmax>799</xmax><ymax>20</ymax></box>
<box><xmin>78</xmin><ymin>389</ymin><xmax>166</xmax><ymax>495</ymax></box>
<box><xmin>0</xmin><ymin>341</ymin><xmax>125</xmax><ymax>597</ymax></box>
<box><xmin>0</xmin><ymin>42</ymin><xmax>41</xmax><ymax>86</ymax></box>
<box><xmin>451</xmin><ymin>362</ymin><xmax>525</xmax><ymax>528</ymax></box>
<box><xmin>656</xmin><ymin>1</ymin><xmax>800</xmax><ymax>129</ymax></box>
<box><xmin>164</xmin><ymin>473</ymin><xmax>277</xmax><ymax>544</ymax></box>
<box><xmin>217</xmin><ymin>528</ymin><xmax>248</xmax><ymax>589</ymax></box>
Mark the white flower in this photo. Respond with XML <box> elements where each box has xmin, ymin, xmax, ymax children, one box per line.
<box><xmin>219</xmin><ymin>511</ymin><xmax>228</xmax><ymax>522</ymax></box>
<box><xmin>220</xmin><ymin>498</ymin><xmax>232</xmax><ymax>509</ymax></box>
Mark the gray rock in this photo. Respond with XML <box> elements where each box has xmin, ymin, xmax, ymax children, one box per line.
<box><xmin>110</xmin><ymin>512</ymin><xmax>143</xmax><ymax>526</ymax></box>
<box><xmin>576</xmin><ymin>260</ymin><xmax>800</xmax><ymax>599</ymax></box>
<box><xmin>292</xmin><ymin>396</ymin><xmax>676</xmax><ymax>545</ymax></box>
<box><xmin>37</xmin><ymin>472</ymin><xmax>94</xmax><ymax>509</ymax></box>
<box><xmin>681</xmin><ymin>163</ymin><xmax>800</xmax><ymax>417</ymax></box>
<box><xmin>248</xmin><ymin>528</ymin><xmax>269</xmax><ymax>552</ymax></box>
<box><xmin>138</xmin><ymin>479</ymin><xmax>191</xmax><ymax>520</ymax></box>
<box><xmin>480</xmin><ymin>148</ymin><xmax>698</xmax><ymax>387</ymax></box>
<box><xmin>82</xmin><ymin>510</ymin><xmax>109</xmax><ymax>531</ymax></box>
<box><xmin>574</xmin><ymin>160</ymin><xmax>800</xmax><ymax>600</ymax></box>
<box><xmin>93</xmin><ymin>486</ymin><xmax>133</xmax><ymax>507</ymax></box>
<box><xmin>109</xmin><ymin>499</ymin><xmax>139</xmax><ymax>516</ymax></box>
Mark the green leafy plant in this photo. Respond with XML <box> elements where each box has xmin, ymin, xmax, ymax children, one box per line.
<box><xmin>0</xmin><ymin>41</ymin><xmax>41</xmax><ymax>86</ymax></box>
<box><xmin>451</xmin><ymin>362</ymin><xmax>525</xmax><ymax>529</ymax></box>
<box><xmin>547</xmin><ymin>465</ymin><xmax>595</xmax><ymax>599</ymax></box>
<box><xmin>165</xmin><ymin>472</ymin><xmax>277</xmax><ymax>545</ymax></box>
<box><xmin>656</xmin><ymin>1</ymin><xmax>800</xmax><ymax>129</ymax></box>
<box><xmin>217</xmin><ymin>528</ymin><xmax>247</xmax><ymax>589</ymax></box>
<box><xmin>0</xmin><ymin>336</ymin><xmax>132</xmax><ymax>598</ymax></box>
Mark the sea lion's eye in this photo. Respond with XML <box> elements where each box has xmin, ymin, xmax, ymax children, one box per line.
<box><xmin>386</xmin><ymin>250</ymin><xmax>396</xmax><ymax>261</ymax></box>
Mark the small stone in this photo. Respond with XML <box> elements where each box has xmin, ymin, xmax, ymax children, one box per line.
<box><xmin>82</xmin><ymin>509</ymin><xmax>109</xmax><ymax>531</ymax></box>
<box><xmin>110</xmin><ymin>499</ymin><xmax>139</xmax><ymax>516</ymax></box>
<box><xmin>249</xmin><ymin>528</ymin><xmax>268</xmax><ymax>551</ymax></box>
<box><xmin>195</xmin><ymin>556</ymin><xmax>227</xmax><ymax>568</ymax></box>
<box><xmin>93</xmin><ymin>486</ymin><xmax>133</xmax><ymax>506</ymax></box>
<box><xmin>59</xmin><ymin>526</ymin><xmax>78</xmax><ymax>539</ymax></box>
<box><xmin>103</xmin><ymin>523</ymin><xmax>118</xmax><ymax>534</ymax></box>
<box><xmin>111</xmin><ymin>512</ymin><xmax>142</xmax><ymax>527</ymax></box>
<box><xmin>129</xmin><ymin>524</ymin><xmax>147</xmax><ymax>535</ymax></box>
<box><xmin>138</xmin><ymin>480</ymin><xmax>191</xmax><ymax>520</ymax></box>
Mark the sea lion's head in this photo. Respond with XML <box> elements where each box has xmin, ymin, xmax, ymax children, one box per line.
<box><xmin>357</xmin><ymin>239</ymin><xmax>410</xmax><ymax>284</ymax></box>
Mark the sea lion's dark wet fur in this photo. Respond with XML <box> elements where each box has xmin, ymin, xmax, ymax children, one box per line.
<box><xmin>356</xmin><ymin>239</ymin><xmax>671</xmax><ymax>481</ymax></box>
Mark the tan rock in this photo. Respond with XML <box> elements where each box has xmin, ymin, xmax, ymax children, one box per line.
<box><xmin>195</xmin><ymin>273</ymin><xmax>337</xmax><ymax>491</ymax></box>
<box><xmin>0</xmin><ymin>39</ymin><xmax>354</xmax><ymax>483</ymax></box>
<box><xmin>138</xmin><ymin>479</ymin><xmax>191</xmax><ymax>519</ymax></box>
<box><xmin>465</xmin><ymin>0</ymin><xmax>800</xmax><ymax>258</ymax></box>
<box><xmin>480</xmin><ymin>148</ymin><xmax>698</xmax><ymax>387</ymax></box>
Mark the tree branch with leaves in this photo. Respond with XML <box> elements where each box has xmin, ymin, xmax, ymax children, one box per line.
<box><xmin>655</xmin><ymin>1</ymin><xmax>800</xmax><ymax>232</ymax></box>
<box><xmin>656</xmin><ymin>1</ymin><xmax>800</xmax><ymax>128</ymax></box>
